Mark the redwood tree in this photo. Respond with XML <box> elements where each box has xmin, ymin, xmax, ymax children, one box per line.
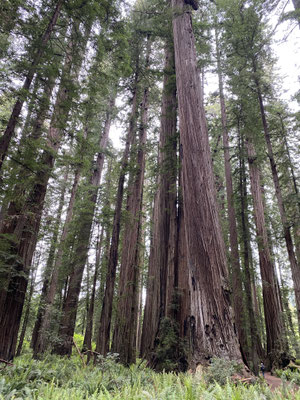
<box><xmin>171</xmin><ymin>0</ymin><xmax>242</xmax><ymax>366</ymax></box>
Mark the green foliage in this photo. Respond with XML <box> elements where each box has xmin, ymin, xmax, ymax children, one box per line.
<box><xmin>151</xmin><ymin>317</ymin><xmax>188</xmax><ymax>373</ymax></box>
<box><xmin>275</xmin><ymin>368</ymin><xmax>300</xmax><ymax>385</ymax></box>
<box><xmin>204</xmin><ymin>358</ymin><xmax>243</xmax><ymax>386</ymax></box>
<box><xmin>0</xmin><ymin>355</ymin><xmax>299</xmax><ymax>399</ymax></box>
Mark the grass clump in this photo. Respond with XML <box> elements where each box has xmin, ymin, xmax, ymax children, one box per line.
<box><xmin>0</xmin><ymin>354</ymin><xmax>299</xmax><ymax>399</ymax></box>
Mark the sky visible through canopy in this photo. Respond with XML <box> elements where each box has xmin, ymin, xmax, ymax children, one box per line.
<box><xmin>110</xmin><ymin>0</ymin><xmax>300</xmax><ymax>149</ymax></box>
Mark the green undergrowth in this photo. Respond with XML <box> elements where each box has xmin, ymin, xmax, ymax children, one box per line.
<box><xmin>0</xmin><ymin>354</ymin><xmax>299</xmax><ymax>400</ymax></box>
<box><xmin>275</xmin><ymin>367</ymin><xmax>300</xmax><ymax>385</ymax></box>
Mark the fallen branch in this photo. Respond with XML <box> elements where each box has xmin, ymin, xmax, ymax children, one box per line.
<box><xmin>0</xmin><ymin>358</ymin><xmax>14</xmax><ymax>366</ymax></box>
<box><xmin>72</xmin><ymin>338</ymin><xmax>86</xmax><ymax>368</ymax></box>
<box><xmin>82</xmin><ymin>349</ymin><xmax>101</xmax><ymax>356</ymax></box>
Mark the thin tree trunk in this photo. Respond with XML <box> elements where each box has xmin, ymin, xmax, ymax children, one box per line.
<box><xmin>16</xmin><ymin>258</ymin><xmax>38</xmax><ymax>357</ymax></box>
<box><xmin>238</xmin><ymin>129</ymin><xmax>261</xmax><ymax>374</ymax></box>
<box><xmin>172</xmin><ymin>0</ymin><xmax>242</xmax><ymax>366</ymax></box>
<box><xmin>96</xmin><ymin>68</ymin><xmax>140</xmax><ymax>358</ymax></box>
<box><xmin>83</xmin><ymin>226</ymin><xmax>104</xmax><ymax>361</ymax></box>
<box><xmin>112</xmin><ymin>39</ymin><xmax>151</xmax><ymax>365</ymax></box>
<box><xmin>0</xmin><ymin>0</ymin><xmax>64</xmax><ymax>170</ymax></box>
<box><xmin>31</xmin><ymin>167</ymin><xmax>70</xmax><ymax>353</ymax></box>
<box><xmin>246</xmin><ymin>135</ymin><xmax>286</xmax><ymax>368</ymax></box>
<box><xmin>253</xmin><ymin>61</ymin><xmax>300</xmax><ymax>336</ymax></box>
<box><xmin>215</xmin><ymin>28</ymin><xmax>248</xmax><ymax>365</ymax></box>
<box><xmin>33</xmin><ymin>167</ymin><xmax>81</xmax><ymax>355</ymax></box>
<box><xmin>53</xmin><ymin>97</ymin><xmax>115</xmax><ymax>356</ymax></box>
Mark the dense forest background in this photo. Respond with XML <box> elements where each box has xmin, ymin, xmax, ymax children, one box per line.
<box><xmin>0</xmin><ymin>0</ymin><xmax>300</xmax><ymax>380</ymax></box>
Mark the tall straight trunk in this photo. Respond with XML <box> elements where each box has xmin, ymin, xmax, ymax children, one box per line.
<box><xmin>0</xmin><ymin>0</ymin><xmax>64</xmax><ymax>170</ymax></box>
<box><xmin>279</xmin><ymin>115</ymin><xmax>300</xmax><ymax>263</ymax></box>
<box><xmin>176</xmin><ymin>177</ymin><xmax>190</xmax><ymax>342</ymax></box>
<box><xmin>0</xmin><ymin>23</ymin><xmax>86</xmax><ymax>360</ymax></box>
<box><xmin>53</xmin><ymin>98</ymin><xmax>114</xmax><ymax>356</ymax></box>
<box><xmin>172</xmin><ymin>0</ymin><xmax>242</xmax><ymax>366</ymax></box>
<box><xmin>253</xmin><ymin>61</ymin><xmax>300</xmax><ymax>335</ymax></box>
<box><xmin>112</xmin><ymin>40</ymin><xmax>151</xmax><ymax>365</ymax></box>
<box><xmin>31</xmin><ymin>167</ymin><xmax>69</xmax><ymax>353</ymax></box>
<box><xmin>278</xmin><ymin>261</ymin><xmax>300</xmax><ymax>356</ymax></box>
<box><xmin>33</xmin><ymin>168</ymin><xmax>81</xmax><ymax>355</ymax></box>
<box><xmin>238</xmin><ymin>129</ymin><xmax>261</xmax><ymax>373</ymax></box>
<box><xmin>141</xmin><ymin>36</ymin><xmax>178</xmax><ymax>363</ymax></box>
<box><xmin>83</xmin><ymin>226</ymin><xmax>104</xmax><ymax>359</ymax></box>
<box><xmin>136</xmin><ymin>211</ymin><xmax>146</xmax><ymax>355</ymax></box>
<box><xmin>278</xmin><ymin>114</ymin><xmax>300</xmax><ymax>215</ymax></box>
<box><xmin>215</xmin><ymin>29</ymin><xmax>248</xmax><ymax>364</ymax></box>
<box><xmin>16</xmin><ymin>260</ymin><xmax>38</xmax><ymax>357</ymax></box>
<box><xmin>0</xmin><ymin>75</ymin><xmax>56</xmax><ymax>285</ymax></box>
<box><xmin>96</xmin><ymin>66</ymin><xmax>140</xmax><ymax>358</ymax></box>
<box><xmin>246</xmin><ymin>136</ymin><xmax>286</xmax><ymax>367</ymax></box>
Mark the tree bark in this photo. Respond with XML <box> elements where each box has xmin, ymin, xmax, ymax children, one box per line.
<box><xmin>96</xmin><ymin>63</ymin><xmax>140</xmax><ymax>359</ymax></box>
<box><xmin>141</xmin><ymin>36</ymin><xmax>179</xmax><ymax>366</ymax></box>
<box><xmin>31</xmin><ymin>167</ymin><xmax>70</xmax><ymax>353</ymax></box>
<box><xmin>215</xmin><ymin>28</ymin><xmax>248</xmax><ymax>365</ymax></box>
<box><xmin>237</xmin><ymin>128</ymin><xmax>261</xmax><ymax>374</ymax></box>
<box><xmin>172</xmin><ymin>0</ymin><xmax>242</xmax><ymax>366</ymax></box>
<box><xmin>0</xmin><ymin>22</ymin><xmax>86</xmax><ymax>360</ymax></box>
<box><xmin>16</xmin><ymin>260</ymin><xmax>38</xmax><ymax>357</ymax></box>
<box><xmin>0</xmin><ymin>0</ymin><xmax>64</xmax><ymax>170</ymax></box>
<box><xmin>111</xmin><ymin>39</ymin><xmax>151</xmax><ymax>365</ymax></box>
<box><xmin>252</xmin><ymin>61</ymin><xmax>300</xmax><ymax>336</ymax></box>
<box><xmin>53</xmin><ymin>97</ymin><xmax>115</xmax><ymax>356</ymax></box>
<box><xmin>246</xmin><ymin>136</ymin><xmax>286</xmax><ymax>368</ymax></box>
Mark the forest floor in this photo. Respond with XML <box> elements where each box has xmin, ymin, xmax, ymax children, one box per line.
<box><xmin>265</xmin><ymin>372</ymin><xmax>285</xmax><ymax>390</ymax></box>
<box><xmin>1</xmin><ymin>353</ymin><xmax>300</xmax><ymax>399</ymax></box>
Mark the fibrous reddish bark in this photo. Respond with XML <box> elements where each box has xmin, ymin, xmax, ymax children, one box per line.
<box><xmin>111</xmin><ymin>39</ymin><xmax>151</xmax><ymax>365</ymax></box>
<box><xmin>246</xmin><ymin>136</ymin><xmax>286</xmax><ymax>367</ymax></box>
<box><xmin>96</xmin><ymin>76</ymin><xmax>139</xmax><ymax>358</ymax></box>
<box><xmin>172</xmin><ymin>0</ymin><xmax>242</xmax><ymax>366</ymax></box>
<box><xmin>0</xmin><ymin>24</ymin><xmax>86</xmax><ymax>360</ymax></box>
<box><xmin>141</xmin><ymin>37</ymin><xmax>180</xmax><ymax>365</ymax></box>
<box><xmin>215</xmin><ymin>29</ymin><xmax>248</xmax><ymax>365</ymax></box>
<box><xmin>53</xmin><ymin>98</ymin><xmax>114</xmax><ymax>356</ymax></box>
<box><xmin>252</xmin><ymin>63</ymin><xmax>300</xmax><ymax>336</ymax></box>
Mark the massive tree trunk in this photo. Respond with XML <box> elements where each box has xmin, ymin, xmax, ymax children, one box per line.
<box><xmin>140</xmin><ymin>36</ymin><xmax>179</xmax><ymax>367</ymax></box>
<box><xmin>246</xmin><ymin>136</ymin><xmax>286</xmax><ymax>368</ymax></box>
<box><xmin>53</xmin><ymin>98</ymin><xmax>114</xmax><ymax>356</ymax></box>
<box><xmin>0</xmin><ymin>0</ymin><xmax>64</xmax><ymax>170</ymax></box>
<box><xmin>171</xmin><ymin>0</ymin><xmax>242</xmax><ymax>366</ymax></box>
<box><xmin>0</xmin><ymin>75</ymin><xmax>56</xmax><ymax>293</ymax></box>
<box><xmin>111</xmin><ymin>40</ymin><xmax>151</xmax><ymax>365</ymax></box>
<box><xmin>252</xmin><ymin>61</ymin><xmax>300</xmax><ymax>336</ymax></box>
<box><xmin>215</xmin><ymin>29</ymin><xmax>248</xmax><ymax>364</ymax></box>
